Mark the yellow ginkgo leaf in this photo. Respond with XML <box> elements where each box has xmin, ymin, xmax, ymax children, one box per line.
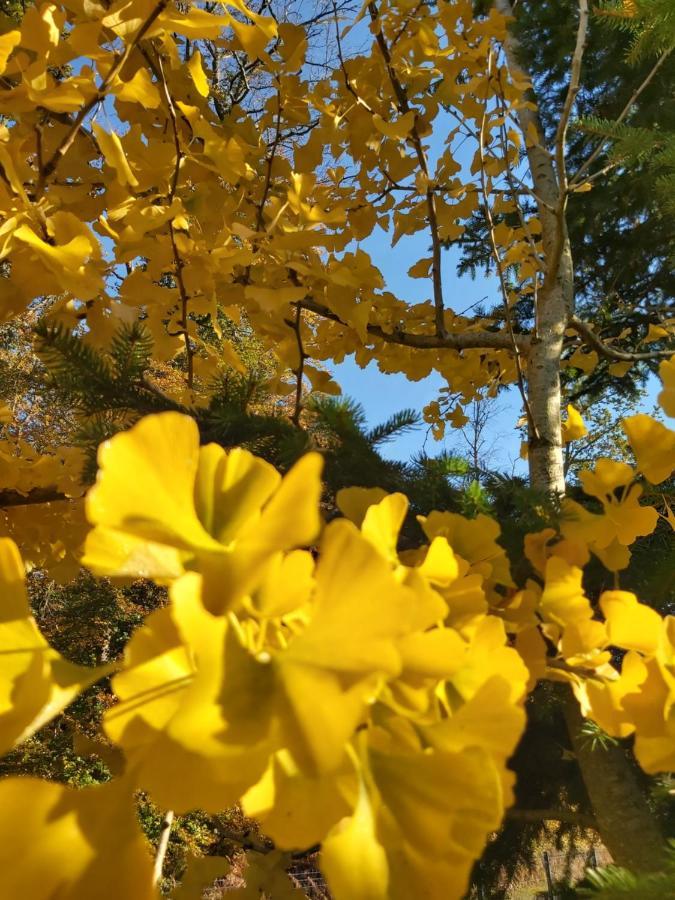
<box><xmin>187</xmin><ymin>50</ymin><xmax>210</xmax><ymax>97</ymax></box>
<box><xmin>0</xmin><ymin>539</ymin><xmax>111</xmax><ymax>756</ymax></box>
<box><xmin>561</xmin><ymin>404</ymin><xmax>587</xmax><ymax>442</ymax></box>
<box><xmin>360</xmin><ymin>492</ymin><xmax>408</xmax><ymax>564</ymax></box>
<box><xmin>336</xmin><ymin>486</ymin><xmax>388</xmax><ymax>526</ymax></box>
<box><xmin>539</xmin><ymin>556</ymin><xmax>593</xmax><ymax>627</ymax></box>
<box><xmin>93</xmin><ymin>123</ymin><xmax>139</xmax><ymax>187</ymax></box>
<box><xmin>85</xmin><ymin>412</ymin><xmax>217</xmax><ymax>559</ymax></box>
<box><xmin>367</xmin><ymin>737</ymin><xmax>507</xmax><ymax>900</ymax></box>
<box><xmin>321</xmin><ymin>779</ymin><xmax>389</xmax><ymax>900</ymax></box>
<box><xmin>644</xmin><ymin>323</ymin><xmax>669</xmax><ymax>343</ymax></box>
<box><xmin>0</xmin><ymin>31</ymin><xmax>20</xmax><ymax>76</ymax></box>
<box><xmin>622</xmin><ymin>414</ymin><xmax>675</xmax><ymax>484</ymax></box>
<box><xmin>278</xmin><ymin>22</ymin><xmax>307</xmax><ymax>71</ymax></box>
<box><xmin>13</xmin><ymin>213</ymin><xmax>102</xmax><ymax>300</ymax></box>
<box><xmin>84</xmin><ymin>413</ymin><xmax>323</xmax><ymax>609</ymax></box>
<box><xmin>600</xmin><ymin>590</ymin><xmax>662</xmax><ymax>655</ymax></box>
<box><xmin>579</xmin><ymin>457</ymin><xmax>634</xmax><ymax>502</ymax></box>
<box><xmin>242</xmin><ymin>749</ymin><xmax>356</xmax><ymax>849</ymax></box>
<box><xmin>372</xmin><ymin>110</ymin><xmax>417</xmax><ymax>140</ymax></box>
<box><xmin>417</xmin><ymin>536</ymin><xmax>459</xmax><ymax>587</ymax></box>
<box><xmin>104</xmin><ymin>574</ymin><xmax>275</xmax><ymax>812</ymax></box>
<box><xmin>113</xmin><ymin>67</ymin><xmax>161</xmax><ymax>107</ymax></box>
<box><xmin>276</xmin><ymin>520</ymin><xmax>416</xmax><ymax>773</ymax></box>
<box><xmin>419</xmin><ymin>511</ymin><xmax>513</xmax><ymax>587</ymax></box>
<box><xmin>422</xmin><ymin>675</ymin><xmax>526</xmax><ymax>763</ymax></box>
<box><xmin>0</xmin><ymin>777</ymin><xmax>155</xmax><ymax>899</ymax></box>
<box><xmin>232</xmin><ymin>851</ymin><xmax>305</xmax><ymax>899</ymax></box>
<box><xmin>658</xmin><ymin>357</ymin><xmax>675</xmax><ymax>417</ymax></box>
<box><xmin>172</xmin><ymin>856</ymin><xmax>230</xmax><ymax>899</ymax></box>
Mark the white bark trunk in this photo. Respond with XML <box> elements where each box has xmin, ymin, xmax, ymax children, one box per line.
<box><xmin>495</xmin><ymin>0</ymin><xmax>665</xmax><ymax>871</ymax></box>
<box><xmin>493</xmin><ymin>0</ymin><xmax>570</xmax><ymax>496</ymax></box>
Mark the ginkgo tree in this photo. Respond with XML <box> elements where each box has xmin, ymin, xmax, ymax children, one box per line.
<box><xmin>0</xmin><ymin>0</ymin><xmax>673</xmax><ymax>896</ymax></box>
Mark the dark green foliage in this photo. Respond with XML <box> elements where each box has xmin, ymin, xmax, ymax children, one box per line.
<box><xmin>34</xmin><ymin>319</ymin><xmax>190</xmax><ymax>480</ymax></box>
<box><xmin>34</xmin><ymin>319</ymin><xmax>181</xmax><ymax>417</ymax></box>
<box><xmin>577</xmin><ymin>839</ymin><xmax>675</xmax><ymax>896</ymax></box>
<box><xmin>594</xmin><ymin>0</ymin><xmax>675</xmax><ymax>62</ymax></box>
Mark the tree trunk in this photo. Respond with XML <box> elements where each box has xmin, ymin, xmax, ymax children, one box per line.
<box><xmin>563</xmin><ymin>691</ymin><xmax>665</xmax><ymax>872</ymax></box>
<box><xmin>495</xmin><ymin>0</ymin><xmax>666</xmax><ymax>871</ymax></box>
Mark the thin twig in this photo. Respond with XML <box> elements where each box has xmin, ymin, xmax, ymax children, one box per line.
<box><xmin>255</xmin><ymin>83</ymin><xmax>284</xmax><ymax>232</ymax></box>
<box><xmin>478</xmin><ymin>49</ymin><xmax>538</xmax><ymax>438</ymax></box>
<box><xmin>555</xmin><ymin>0</ymin><xmax>589</xmax><ymax>197</ymax></box>
<box><xmin>155</xmin><ymin>50</ymin><xmax>194</xmax><ymax>389</ymax></box>
<box><xmin>506</xmin><ymin>807</ymin><xmax>597</xmax><ymax>829</ymax></box>
<box><xmin>571</xmin><ymin>46</ymin><xmax>672</xmax><ymax>187</ymax></box>
<box><xmin>543</xmin><ymin>0</ymin><xmax>588</xmax><ymax>295</ymax></box>
<box><xmin>289</xmin><ymin>303</ymin><xmax>307</xmax><ymax>426</ymax></box>
<box><xmin>153</xmin><ymin>810</ymin><xmax>175</xmax><ymax>887</ymax></box>
<box><xmin>494</xmin><ymin>69</ymin><xmax>543</xmax><ymax>337</ymax></box>
<box><xmin>368</xmin><ymin>1</ymin><xmax>447</xmax><ymax>338</ymax></box>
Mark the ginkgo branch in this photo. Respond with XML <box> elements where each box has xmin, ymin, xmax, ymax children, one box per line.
<box><xmin>300</xmin><ymin>297</ymin><xmax>529</xmax><ymax>352</ymax></box>
<box><xmin>568</xmin><ymin>316</ymin><xmax>674</xmax><ymax>362</ymax></box>
<box><xmin>35</xmin><ymin>0</ymin><xmax>171</xmax><ymax>196</ymax></box>
<box><xmin>155</xmin><ymin>50</ymin><xmax>194</xmax><ymax>390</ymax></box>
<box><xmin>0</xmin><ymin>488</ymin><xmax>69</xmax><ymax>508</ymax></box>
<box><xmin>288</xmin><ymin>302</ymin><xmax>308</xmax><ymax>427</ymax></box>
<box><xmin>368</xmin><ymin>1</ymin><xmax>447</xmax><ymax>339</ymax></box>
<box><xmin>478</xmin><ymin>49</ymin><xmax>539</xmax><ymax>438</ymax></box>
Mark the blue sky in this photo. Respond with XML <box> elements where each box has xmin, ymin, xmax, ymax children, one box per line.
<box><xmin>326</xmin><ymin>89</ymin><xmax>528</xmax><ymax>472</ymax></box>
<box><xmin>332</xmin><ymin>236</ymin><xmax>527</xmax><ymax>471</ymax></box>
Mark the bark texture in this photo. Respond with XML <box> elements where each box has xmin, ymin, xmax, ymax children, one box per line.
<box><xmin>494</xmin><ymin>0</ymin><xmax>570</xmax><ymax>495</ymax></box>
<box><xmin>563</xmin><ymin>692</ymin><xmax>666</xmax><ymax>872</ymax></box>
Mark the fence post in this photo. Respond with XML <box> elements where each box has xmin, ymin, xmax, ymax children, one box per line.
<box><xmin>542</xmin><ymin>850</ymin><xmax>555</xmax><ymax>899</ymax></box>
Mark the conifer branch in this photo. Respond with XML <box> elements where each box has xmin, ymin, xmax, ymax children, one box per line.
<box><xmin>571</xmin><ymin>46</ymin><xmax>672</xmax><ymax>186</ymax></box>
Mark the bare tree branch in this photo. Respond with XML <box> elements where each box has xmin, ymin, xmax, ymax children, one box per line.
<box><xmin>478</xmin><ymin>49</ymin><xmax>539</xmax><ymax>437</ymax></box>
<box><xmin>0</xmin><ymin>488</ymin><xmax>69</xmax><ymax>508</ymax></box>
<box><xmin>152</xmin><ymin>810</ymin><xmax>175</xmax><ymax>887</ymax></box>
<box><xmin>555</xmin><ymin>0</ymin><xmax>589</xmax><ymax>197</ymax></box>
<box><xmin>569</xmin><ymin>316</ymin><xmax>674</xmax><ymax>362</ymax></box>
<box><xmin>506</xmin><ymin>807</ymin><xmax>597</xmax><ymax>829</ymax></box>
